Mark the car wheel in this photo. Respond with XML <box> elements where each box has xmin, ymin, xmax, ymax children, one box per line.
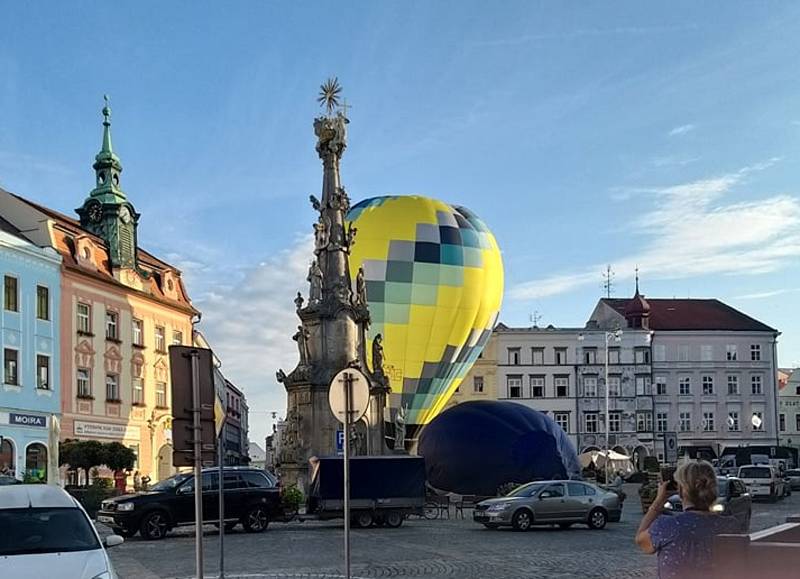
<box><xmin>511</xmin><ymin>510</ymin><xmax>533</xmax><ymax>532</ymax></box>
<box><xmin>384</xmin><ymin>511</ymin><xmax>403</xmax><ymax>528</ymax></box>
<box><xmin>558</xmin><ymin>523</ymin><xmax>573</xmax><ymax>530</ymax></box>
<box><xmin>243</xmin><ymin>506</ymin><xmax>269</xmax><ymax>533</ymax></box>
<box><xmin>423</xmin><ymin>502</ymin><xmax>440</xmax><ymax>520</ymax></box>
<box><xmin>354</xmin><ymin>511</ymin><xmax>374</xmax><ymax>528</ymax></box>
<box><xmin>588</xmin><ymin>508</ymin><xmax>607</xmax><ymax>530</ymax></box>
<box><xmin>139</xmin><ymin>511</ymin><xmax>170</xmax><ymax>540</ymax></box>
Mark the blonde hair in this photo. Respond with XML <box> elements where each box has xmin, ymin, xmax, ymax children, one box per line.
<box><xmin>675</xmin><ymin>460</ymin><xmax>718</xmax><ymax>511</ymax></box>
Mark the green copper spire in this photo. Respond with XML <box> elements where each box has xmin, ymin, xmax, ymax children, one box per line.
<box><xmin>88</xmin><ymin>95</ymin><xmax>125</xmax><ymax>202</ymax></box>
<box><xmin>99</xmin><ymin>94</ymin><xmax>115</xmax><ymax>158</ymax></box>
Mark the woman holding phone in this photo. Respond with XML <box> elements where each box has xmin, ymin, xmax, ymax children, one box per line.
<box><xmin>635</xmin><ymin>460</ymin><xmax>737</xmax><ymax>579</ymax></box>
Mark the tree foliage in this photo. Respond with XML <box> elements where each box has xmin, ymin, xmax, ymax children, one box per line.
<box><xmin>59</xmin><ymin>439</ymin><xmax>136</xmax><ymax>486</ymax></box>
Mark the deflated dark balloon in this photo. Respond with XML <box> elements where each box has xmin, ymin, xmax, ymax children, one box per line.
<box><xmin>418</xmin><ymin>401</ymin><xmax>581</xmax><ymax>495</ymax></box>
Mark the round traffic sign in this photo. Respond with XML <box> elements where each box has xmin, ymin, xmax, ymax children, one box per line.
<box><xmin>328</xmin><ymin>368</ymin><xmax>370</xmax><ymax>425</ymax></box>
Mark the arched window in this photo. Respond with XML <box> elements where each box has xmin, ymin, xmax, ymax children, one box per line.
<box><xmin>0</xmin><ymin>438</ymin><xmax>15</xmax><ymax>476</ymax></box>
<box><xmin>25</xmin><ymin>443</ymin><xmax>48</xmax><ymax>483</ymax></box>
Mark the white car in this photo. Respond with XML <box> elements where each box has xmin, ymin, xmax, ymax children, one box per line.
<box><xmin>0</xmin><ymin>484</ymin><xmax>123</xmax><ymax>579</ymax></box>
<box><xmin>737</xmin><ymin>465</ymin><xmax>786</xmax><ymax>501</ymax></box>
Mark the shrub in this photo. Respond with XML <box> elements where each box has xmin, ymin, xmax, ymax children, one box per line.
<box><xmin>281</xmin><ymin>485</ymin><xmax>304</xmax><ymax>511</ymax></box>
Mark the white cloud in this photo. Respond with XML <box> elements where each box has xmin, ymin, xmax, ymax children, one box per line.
<box><xmin>668</xmin><ymin>124</ymin><xmax>696</xmax><ymax>137</ymax></box>
<box><xmin>474</xmin><ymin>24</ymin><xmax>699</xmax><ymax>47</ymax></box>
<box><xmin>510</xmin><ymin>160</ymin><xmax>800</xmax><ymax>300</ymax></box>
<box><xmin>193</xmin><ymin>234</ymin><xmax>313</xmax><ymax>443</ymax></box>
<box><xmin>735</xmin><ymin>288</ymin><xmax>800</xmax><ymax>300</ymax></box>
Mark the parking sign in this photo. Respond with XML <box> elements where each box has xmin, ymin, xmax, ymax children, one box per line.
<box><xmin>336</xmin><ymin>430</ymin><xmax>344</xmax><ymax>456</ymax></box>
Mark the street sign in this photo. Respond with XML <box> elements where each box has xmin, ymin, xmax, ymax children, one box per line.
<box><xmin>169</xmin><ymin>346</ymin><xmax>217</xmax><ymax>468</ymax></box>
<box><xmin>328</xmin><ymin>369</ymin><xmax>370</xmax><ymax>424</ymax></box>
<box><xmin>664</xmin><ymin>432</ymin><xmax>678</xmax><ymax>464</ymax></box>
<box><xmin>336</xmin><ymin>430</ymin><xmax>344</xmax><ymax>456</ymax></box>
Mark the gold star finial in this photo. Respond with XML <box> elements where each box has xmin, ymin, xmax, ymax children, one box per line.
<box><xmin>317</xmin><ymin>77</ymin><xmax>342</xmax><ymax>115</ymax></box>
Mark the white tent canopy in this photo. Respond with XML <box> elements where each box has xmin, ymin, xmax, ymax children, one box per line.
<box><xmin>578</xmin><ymin>450</ymin><xmax>634</xmax><ymax>474</ymax></box>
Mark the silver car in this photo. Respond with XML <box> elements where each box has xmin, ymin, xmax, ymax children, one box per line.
<box><xmin>473</xmin><ymin>480</ymin><xmax>621</xmax><ymax>531</ymax></box>
<box><xmin>786</xmin><ymin>469</ymin><xmax>800</xmax><ymax>491</ymax></box>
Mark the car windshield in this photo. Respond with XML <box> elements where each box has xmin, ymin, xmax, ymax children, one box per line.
<box><xmin>151</xmin><ymin>473</ymin><xmax>192</xmax><ymax>491</ymax></box>
<box><xmin>506</xmin><ymin>482</ymin><xmax>545</xmax><ymax>497</ymax></box>
<box><xmin>0</xmin><ymin>507</ymin><xmax>100</xmax><ymax>556</ymax></box>
<box><xmin>717</xmin><ymin>481</ymin><xmax>729</xmax><ymax>496</ymax></box>
<box><xmin>740</xmin><ymin>468</ymin><xmax>770</xmax><ymax>479</ymax></box>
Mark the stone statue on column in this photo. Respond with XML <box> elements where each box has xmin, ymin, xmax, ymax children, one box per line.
<box><xmin>394</xmin><ymin>405</ymin><xmax>407</xmax><ymax>451</ymax></box>
<box><xmin>354</xmin><ymin>267</ymin><xmax>367</xmax><ymax>307</ymax></box>
<box><xmin>308</xmin><ymin>260</ymin><xmax>323</xmax><ymax>304</ymax></box>
<box><xmin>293</xmin><ymin>326</ymin><xmax>310</xmax><ymax>367</ymax></box>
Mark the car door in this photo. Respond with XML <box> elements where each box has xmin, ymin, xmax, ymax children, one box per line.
<box><xmin>202</xmin><ymin>472</ymin><xmax>220</xmax><ymax>523</ymax></box>
<box><xmin>174</xmin><ymin>476</ymin><xmax>198</xmax><ymax>524</ymax></box>
<box><xmin>221</xmin><ymin>472</ymin><xmax>245</xmax><ymax>521</ymax></box>
<box><xmin>534</xmin><ymin>483</ymin><xmax>568</xmax><ymax>522</ymax></box>
<box><xmin>566</xmin><ymin>482</ymin><xmax>591</xmax><ymax>520</ymax></box>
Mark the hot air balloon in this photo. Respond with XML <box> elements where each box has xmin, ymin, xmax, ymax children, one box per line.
<box><xmin>346</xmin><ymin>195</ymin><xmax>503</xmax><ymax>441</ymax></box>
<box><xmin>418</xmin><ymin>401</ymin><xmax>581</xmax><ymax>496</ymax></box>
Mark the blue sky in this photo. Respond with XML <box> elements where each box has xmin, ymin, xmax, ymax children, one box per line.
<box><xmin>3</xmin><ymin>2</ymin><xmax>800</xmax><ymax>444</ymax></box>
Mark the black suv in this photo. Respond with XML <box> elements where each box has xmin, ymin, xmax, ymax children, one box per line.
<box><xmin>97</xmin><ymin>467</ymin><xmax>281</xmax><ymax>540</ymax></box>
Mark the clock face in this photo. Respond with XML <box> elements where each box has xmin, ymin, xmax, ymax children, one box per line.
<box><xmin>87</xmin><ymin>202</ymin><xmax>102</xmax><ymax>223</ymax></box>
<box><xmin>120</xmin><ymin>206</ymin><xmax>131</xmax><ymax>224</ymax></box>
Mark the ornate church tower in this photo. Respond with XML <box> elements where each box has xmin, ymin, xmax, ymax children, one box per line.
<box><xmin>76</xmin><ymin>97</ymin><xmax>140</xmax><ymax>273</ymax></box>
<box><xmin>277</xmin><ymin>80</ymin><xmax>389</xmax><ymax>490</ymax></box>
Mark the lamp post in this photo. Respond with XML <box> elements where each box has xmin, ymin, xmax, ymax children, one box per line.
<box><xmin>604</xmin><ymin>329</ymin><xmax>622</xmax><ymax>483</ymax></box>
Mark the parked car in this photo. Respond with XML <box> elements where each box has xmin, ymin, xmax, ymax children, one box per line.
<box><xmin>785</xmin><ymin>469</ymin><xmax>800</xmax><ymax>491</ymax></box>
<box><xmin>737</xmin><ymin>465</ymin><xmax>786</xmax><ymax>501</ymax></box>
<box><xmin>473</xmin><ymin>480</ymin><xmax>621</xmax><ymax>531</ymax></box>
<box><xmin>663</xmin><ymin>476</ymin><xmax>752</xmax><ymax>532</ymax></box>
<box><xmin>0</xmin><ymin>475</ymin><xmax>21</xmax><ymax>485</ymax></box>
<box><xmin>0</xmin><ymin>484</ymin><xmax>123</xmax><ymax>579</ymax></box>
<box><xmin>97</xmin><ymin>467</ymin><xmax>281</xmax><ymax>540</ymax></box>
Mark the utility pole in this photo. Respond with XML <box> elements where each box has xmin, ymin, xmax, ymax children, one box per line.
<box><xmin>189</xmin><ymin>351</ymin><xmax>204</xmax><ymax>579</ymax></box>
<box><xmin>602</xmin><ymin>265</ymin><xmax>615</xmax><ymax>299</ymax></box>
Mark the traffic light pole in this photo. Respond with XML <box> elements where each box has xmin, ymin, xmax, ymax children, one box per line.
<box><xmin>190</xmin><ymin>351</ymin><xmax>204</xmax><ymax>579</ymax></box>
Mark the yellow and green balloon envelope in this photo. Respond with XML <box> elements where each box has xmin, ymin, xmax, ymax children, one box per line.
<box><xmin>346</xmin><ymin>195</ymin><xmax>503</xmax><ymax>431</ymax></box>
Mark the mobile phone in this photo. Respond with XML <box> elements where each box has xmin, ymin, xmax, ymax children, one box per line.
<box><xmin>661</xmin><ymin>466</ymin><xmax>678</xmax><ymax>491</ymax></box>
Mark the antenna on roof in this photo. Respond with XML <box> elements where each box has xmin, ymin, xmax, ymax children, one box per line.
<box><xmin>530</xmin><ymin>311</ymin><xmax>542</xmax><ymax>328</ymax></box>
<box><xmin>602</xmin><ymin>264</ymin><xmax>615</xmax><ymax>298</ymax></box>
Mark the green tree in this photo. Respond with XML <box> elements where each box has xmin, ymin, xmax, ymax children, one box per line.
<box><xmin>101</xmin><ymin>442</ymin><xmax>136</xmax><ymax>472</ymax></box>
<box><xmin>59</xmin><ymin>439</ymin><xmax>105</xmax><ymax>487</ymax></box>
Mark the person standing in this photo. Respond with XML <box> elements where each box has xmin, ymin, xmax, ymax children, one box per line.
<box><xmin>635</xmin><ymin>461</ymin><xmax>738</xmax><ymax>579</ymax></box>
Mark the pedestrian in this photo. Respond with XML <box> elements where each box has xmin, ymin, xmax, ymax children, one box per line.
<box><xmin>635</xmin><ymin>460</ymin><xmax>738</xmax><ymax>579</ymax></box>
<box><xmin>133</xmin><ymin>470</ymin><xmax>141</xmax><ymax>492</ymax></box>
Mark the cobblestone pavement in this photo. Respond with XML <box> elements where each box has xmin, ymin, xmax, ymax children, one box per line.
<box><xmin>104</xmin><ymin>485</ymin><xmax>800</xmax><ymax>579</ymax></box>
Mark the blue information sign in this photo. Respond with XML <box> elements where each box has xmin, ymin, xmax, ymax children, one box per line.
<box><xmin>335</xmin><ymin>430</ymin><xmax>344</xmax><ymax>456</ymax></box>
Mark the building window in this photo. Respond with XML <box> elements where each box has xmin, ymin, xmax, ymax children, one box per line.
<box><xmin>583</xmin><ymin>348</ymin><xmax>597</xmax><ymax>365</ymax></box>
<box><xmin>508</xmin><ymin>348</ymin><xmax>520</xmax><ymax>365</ymax></box>
<box><xmin>132</xmin><ymin>319</ymin><xmax>143</xmax><ymax>346</ymax></box>
<box><xmin>679</xmin><ymin>411</ymin><xmax>692</xmax><ymax>432</ymax></box>
<box><xmin>554</xmin><ymin>348</ymin><xmax>567</xmax><ymax>365</ymax></box>
<box><xmin>155</xmin><ymin>326</ymin><xmax>166</xmax><ymax>352</ymax></box>
<box><xmin>636</xmin><ymin>411</ymin><xmax>653</xmax><ymax>433</ymax></box>
<box><xmin>585</xmin><ymin>413</ymin><xmax>599</xmax><ymax>433</ymax></box>
<box><xmin>156</xmin><ymin>382</ymin><xmax>167</xmax><ymax>408</ymax></box>
<box><xmin>654</xmin><ymin>344</ymin><xmax>666</xmax><ymax>362</ymax></box>
<box><xmin>702</xmin><ymin>375</ymin><xmax>714</xmax><ymax>396</ymax></box>
<box><xmin>4</xmin><ymin>349</ymin><xmax>18</xmax><ymax>385</ymax></box>
<box><xmin>3</xmin><ymin>276</ymin><xmax>18</xmax><ymax>312</ymax></box>
<box><xmin>531</xmin><ymin>348</ymin><xmax>544</xmax><ymax>365</ymax></box>
<box><xmin>655</xmin><ymin>376</ymin><xmax>667</xmax><ymax>396</ymax></box>
<box><xmin>750</xmin><ymin>344</ymin><xmax>761</xmax><ymax>361</ymax></box>
<box><xmin>25</xmin><ymin>443</ymin><xmax>47</xmax><ymax>483</ymax></box>
<box><xmin>583</xmin><ymin>376</ymin><xmax>597</xmax><ymax>397</ymax></box>
<box><xmin>656</xmin><ymin>412</ymin><xmax>668</xmax><ymax>433</ymax></box>
<box><xmin>172</xmin><ymin>330</ymin><xmax>183</xmax><ymax>346</ymax></box>
<box><xmin>636</xmin><ymin>375</ymin><xmax>651</xmax><ymax>396</ymax></box>
<box><xmin>36</xmin><ymin>286</ymin><xmax>49</xmax><ymax>320</ymax></box>
<box><xmin>751</xmin><ymin>375</ymin><xmax>763</xmax><ymax>395</ymax></box>
<box><xmin>77</xmin><ymin>368</ymin><xmax>91</xmax><ymax>398</ymax></box>
<box><xmin>105</xmin><ymin>310</ymin><xmax>118</xmax><ymax>340</ymax></box>
<box><xmin>554</xmin><ymin>412</ymin><xmax>569</xmax><ymax>433</ymax></box>
<box><xmin>796</xmin><ymin>414</ymin><xmax>800</xmax><ymax>432</ymax></box>
<box><xmin>530</xmin><ymin>376</ymin><xmax>544</xmax><ymax>398</ymax></box>
<box><xmin>132</xmin><ymin>378</ymin><xmax>144</xmax><ymax>405</ymax></box>
<box><xmin>678</xmin><ymin>345</ymin><xmax>690</xmax><ymax>362</ymax></box>
<box><xmin>0</xmin><ymin>438</ymin><xmax>14</xmax><ymax>474</ymax></box>
<box><xmin>779</xmin><ymin>413</ymin><xmax>786</xmax><ymax>432</ymax></box>
<box><xmin>727</xmin><ymin>375</ymin><xmax>739</xmax><ymax>395</ymax></box>
<box><xmin>607</xmin><ymin>376</ymin><xmax>621</xmax><ymax>397</ymax></box>
<box><xmin>728</xmin><ymin>411</ymin><xmax>740</xmax><ymax>432</ymax></box>
<box><xmin>128</xmin><ymin>444</ymin><xmax>139</xmax><ymax>470</ymax></box>
<box><xmin>679</xmin><ymin>377</ymin><xmax>691</xmax><ymax>396</ymax></box>
<box><xmin>700</xmin><ymin>345</ymin><xmax>713</xmax><ymax>361</ymax></box>
<box><xmin>36</xmin><ymin>355</ymin><xmax>50</xmax><ymax>390</ymax></box>
<box><xmin>106</xmin><ymin>374</ymin><xmax>120</xmax><ymax>401</ymax></box>
<box><xmin>554</xmin><ymin>376</ymin><xmax>569</xmax><ymax>397</ymax></box>
<box><xmin>702</xmin><ymin>412</ymin><xmax>715</xmax><ymax>432</ymax></box>
<box><xmin>635</xmin><ymin>348</ymin><xmax>650</xmax><ymax>364</ymax></box>
<box><xmin>608</xmin><ymin>412</ymin><xmax>621</xmax><ymax>433</ymax></box>
<box><xmin>608</xmin><ymin>348</ymin><xmax>620</xmax><ymax>364</ymax></box>
<box><xmin>507</xmin><ymin>376</ymin><xmax>522</xmax><ymax>398</ymax></box>
<box><xmin>473</xmin><ymin>376</ymin><xmax>484</xmax><ymax>393</ymax></box>
<box><xmin>726</xmin><ymin>345</ymin><xmax>738</xmax><ymax>361</ymax></box>
<box><xmin>752</xmin><ymin>411</ymin><xmax>764</xmax><ymax>431</ymax></box>
<box><xmin>77</xmin><ymin>303</ymin><xmax>91</xmax><ymax>333</ymax></box>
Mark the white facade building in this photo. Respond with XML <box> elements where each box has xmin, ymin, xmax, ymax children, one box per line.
<box><xmin>779</xmin><ymin>369</ymin><xmax>800</xmax><ymax>451</ymax></box>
